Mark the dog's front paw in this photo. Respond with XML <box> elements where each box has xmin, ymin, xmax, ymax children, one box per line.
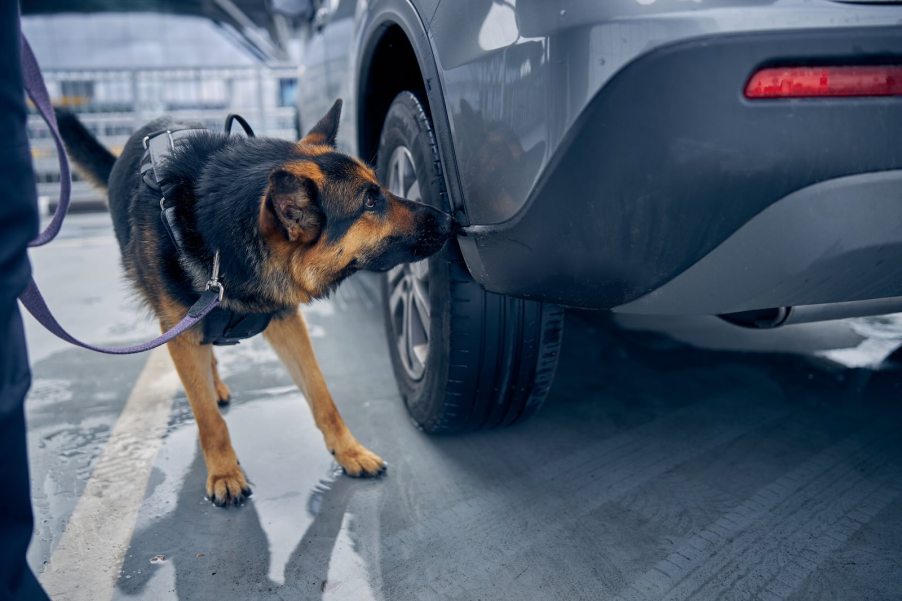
<box><xmin>206</xmin><ymin>465</ymin><xmax>252</xmax><ymax>507</ymax></box>
<box><xmin>333</xmin><ymin>442</ymin><xmax>386</xmax><ymax>478</ymax></box>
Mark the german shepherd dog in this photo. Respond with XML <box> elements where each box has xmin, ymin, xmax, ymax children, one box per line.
<box><xmin>57</xmin><ymin>100</ymin><xmax>452</xmax><ymax>505</ymax></box>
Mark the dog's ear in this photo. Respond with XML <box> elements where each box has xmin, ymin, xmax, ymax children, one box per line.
<box><xmin>265</xmin><ymin>169</ymin><xmax>323</xmax><ymax>244</ymax></box>
<box><xmin>300</xmin><ymin>98</ymin><xmax>342</xmax><ymax>146</ymax></box>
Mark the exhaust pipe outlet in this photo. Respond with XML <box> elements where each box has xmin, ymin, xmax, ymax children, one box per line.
<box><xmin>720</xmin><ymin>296</ymin><xmax>902</xmax><ymax>329</ymax></box>
<box><xmin>720</xmin><ymin>307</ymin><xmax>790</xmax><ymax>329</ymax></box>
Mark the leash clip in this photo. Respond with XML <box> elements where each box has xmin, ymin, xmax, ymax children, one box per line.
<box><xmin>205</xmin><ymin>250</ymin><xmax>224</xmax><ymax>302</ymax></box>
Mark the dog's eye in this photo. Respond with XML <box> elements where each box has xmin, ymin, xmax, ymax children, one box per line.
<box><xmin>364</xmin><ymin>193</ymin><xmax>379</xmax><ymax>210</ymax></box>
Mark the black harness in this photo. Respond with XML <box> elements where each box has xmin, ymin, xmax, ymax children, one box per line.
<box><xmin>140</xmin><ymin>114</ymin><xmax>274</xmax><ymax>346</ymax></box>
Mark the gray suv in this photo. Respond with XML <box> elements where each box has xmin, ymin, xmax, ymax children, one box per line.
<box><xmin>296</xmin><ymin>0</ymin><xmax>902</xmax><ymax>432</ymax></box>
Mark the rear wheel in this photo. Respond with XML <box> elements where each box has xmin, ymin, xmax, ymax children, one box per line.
<box><xmin>378</xmin><ymin>91</ymin><xmax>564</xmax><ymax>433</ymax></box>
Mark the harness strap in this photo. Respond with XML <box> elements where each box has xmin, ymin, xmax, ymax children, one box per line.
<box><xmin>142</xmin><ymin>127</ymin><xmax>205</xmax><ymax>253</ymax></box>
<box><xmin>224</xmin><ymin>113</ymin><xmax>255</xmax><ymax>138</ymax></box>
<box><xmin>16</xmin><ymin>28</ymin><xmax>222</xmax><ymax>354</ymax></box>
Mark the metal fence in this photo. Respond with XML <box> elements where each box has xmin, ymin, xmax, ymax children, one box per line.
<box><xmin>28</xmin><ymin>65</ymin><xmax>300</xmax><ymax>211</ymax></box>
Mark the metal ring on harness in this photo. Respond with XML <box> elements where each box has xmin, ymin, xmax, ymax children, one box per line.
<box><xmin>204</xmin><ymin>251</ymin><xmax>225</xmax><ymax>302</ymax></box>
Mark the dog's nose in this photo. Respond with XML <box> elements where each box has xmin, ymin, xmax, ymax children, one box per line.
<box><xmin>433</xmin><ymin>208</ymin><xmax>454</xmax><ymax>238</ymax></box>
<box><xmin>420</xmin><ymin>207</ymin><xmax>453</xmax><ymax>244</ymax></box>
<box><xmin>396</xmin><ymin>194</ymin><xmax>454</xmax><ymax>240</ymax></box>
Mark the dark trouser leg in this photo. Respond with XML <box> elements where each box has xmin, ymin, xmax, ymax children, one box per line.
<box><xmin>0</xmin><ymin>304</ymin><xmax>50</xmax><ymax>601</ymax></box>
<box><xmin>0</xmin><ymin>0</ymin><xmax>49</xmax><ymax>598</ymax></box>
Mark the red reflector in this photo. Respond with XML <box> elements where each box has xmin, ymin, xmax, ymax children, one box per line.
<box><xmin>745</xmin><ymin>65</ymin><xmax>902</xmax><ymax>99</ymax></box>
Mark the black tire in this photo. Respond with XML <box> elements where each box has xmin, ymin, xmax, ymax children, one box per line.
<box><xmin>378</xmin><ymin>91</ymin><xmax>564</xmax><ymax>433</ymax></box>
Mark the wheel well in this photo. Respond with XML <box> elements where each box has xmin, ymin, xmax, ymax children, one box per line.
<box><xmin>358</xmin><ymin>24</ymin><xmax>428</xmax><ymax>164</ymax></box>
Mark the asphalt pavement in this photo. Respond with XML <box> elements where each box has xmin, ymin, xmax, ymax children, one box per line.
<box><xmin>22</xmin><ymin>213</ymin><xmax>902</xmax><ymax>601</ymax></box>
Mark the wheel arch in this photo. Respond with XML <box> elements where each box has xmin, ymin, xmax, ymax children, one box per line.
<box><xmin>355</xmin><ymin>3</ymin><xmax>466</xmax><ymax>218</ymax></box>
<box><xmin>357</xmin><ymin>23</ymin><xmax>427</xmax><ymax>163</ymax></box>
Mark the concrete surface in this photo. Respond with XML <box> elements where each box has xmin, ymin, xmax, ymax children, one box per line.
<box><xmin>23</xmin><ymin>213</ymin><xmax>902</xmax><ymax>601</ymax></box>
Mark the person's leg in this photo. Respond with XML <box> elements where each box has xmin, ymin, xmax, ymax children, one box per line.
<box><xmin>0</xmin><ymin>2</ymin><xmax>51</xmax><ymax>600</ymax></box>
<box><xmin>0</xmin><ymin>306</ymin><xmax>49</xmax><ymax>601</ymax></box>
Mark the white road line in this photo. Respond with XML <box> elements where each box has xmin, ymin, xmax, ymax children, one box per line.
<box><xmin>40</xmin><ymin>347</ymin><xmax>179</xmax><ymax>601</ymax></box>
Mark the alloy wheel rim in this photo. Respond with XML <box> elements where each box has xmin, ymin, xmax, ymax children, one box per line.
<box><xmin>386</xmin><ymin>145</ymin><xmax>430</xmax><ymax>381</ymax></box>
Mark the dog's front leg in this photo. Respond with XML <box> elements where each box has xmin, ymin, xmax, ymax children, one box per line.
<box><xmin>165</xmin><ymin>329</ymin><xmax>251</xmax><ymax>505</ymax></box>
<box><xmin>264</xmin><ymin>310</ymin><xmax>386</xmax><ymax>477</ymax></box>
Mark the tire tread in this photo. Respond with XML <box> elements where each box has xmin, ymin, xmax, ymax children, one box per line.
<box><xmin>378</xmin><ymin>91</ymin><xmax>564</xmax><ymax>433</ymax></box>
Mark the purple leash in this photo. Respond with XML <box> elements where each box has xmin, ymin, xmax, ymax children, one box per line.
<box><xmin>20</xmin><ymin>280</ymin><xmax>221</xmax><ymax>355</ymax></box>
<box><xmin>20</xmin><ymin>36</ymin><xmax>66</xmax><ymax>248</ymax></box>
<box><xmin>17</xmin><ymin>32</ymin><xmax>222</xmax><ymax>354</ymax></box>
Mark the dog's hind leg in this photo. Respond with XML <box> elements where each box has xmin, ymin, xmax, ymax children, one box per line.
<box><xmin>211</xmin><ymin>351</ymin><xmax>231</xmax><ymax>406</ymax></box>
<box><xmin>165</xmin><ymin>327</ymin><xmax>251</xmax><ymax>505</ymax></box>
<box><xmin>264</xmin><ymin>309</ymin><xmax>386</xmax><ymax>477</ymax></box>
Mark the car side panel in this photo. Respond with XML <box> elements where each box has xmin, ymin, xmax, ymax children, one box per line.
<box><xmin>428</xmin><ymin>0</ymin><xmax>902</xmax><ymax>226</ymax></box>
<box><xmin>299</xmin><ymin>0</ymin><xmax>441</xmax><ymax>157</ymax></box>
<box><xmin>298</xmin><ymin>0</ymin><xmax>356</xmax><ymax>152</ymax></box>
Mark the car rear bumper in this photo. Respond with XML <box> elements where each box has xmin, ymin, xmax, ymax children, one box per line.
<box><xmin>616</xmin><ymin>170</ymin><xmax>902</xmax><ymax>315</ymax></box>
<box><xmin>457</xmin><ymin>25</ymin><xmax>902</xmax><ymax>313</ymax></box>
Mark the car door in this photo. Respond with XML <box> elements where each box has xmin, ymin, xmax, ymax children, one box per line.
<box><xmin>297</xmin><ymin>0</ymin><xmax>340</xmax><ymax>137</ymax></box>
<box><xmin>297</xmin><ymin>0</ymin><xmax>358</xmax><ymax>150</ymax></box>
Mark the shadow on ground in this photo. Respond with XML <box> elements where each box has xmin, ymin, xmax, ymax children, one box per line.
<box><xmin>115</xmin><ymin>306</ymin><xmax>902</xmax><ymax>601</ymax></box>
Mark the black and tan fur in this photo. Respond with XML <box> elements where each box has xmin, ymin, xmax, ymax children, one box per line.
<box><xmin>56</xmin><ymin>100</ymin><xmax>452</xmax><ymax>505</ymax></box>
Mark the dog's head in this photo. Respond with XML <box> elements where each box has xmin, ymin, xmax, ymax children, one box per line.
<box><xmin>259</xmin><ymin>99</ymin><xmax>453</xmax><ymax>300</ymax></box>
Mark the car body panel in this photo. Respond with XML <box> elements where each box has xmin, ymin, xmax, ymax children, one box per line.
<box><xmin>616</xmin><ymin>170</ymin><xmax>902</xmax><ymax>315</ymax></box>
<box><xmin>455</xmin><ymin>26</ymin><xmax>902</xmax><ymax>309</ymax></box>
<box><xmin>299</xmin><ymin>0</ymin><xmax>437</xmax><ymax>154</ymax></box>
<box><xmin>428</xmin><ymin>0</ymin><xmax>902</xmax><ymax>225</ymax></box>
<box><xmin>298</xmin><ymin>0</ymin><xmax>359</xmax><ymax>153</ymax></box>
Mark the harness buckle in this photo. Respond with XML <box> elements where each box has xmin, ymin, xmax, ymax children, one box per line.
<box><xmin>204</xmin><ymin>250</ymin><xmax>224</xmax><ymax>302</ymax></box>
<box><xmin>205</xmin><ymin>280</ymin><xmax>224</xmax><ymax>302</ymax></box>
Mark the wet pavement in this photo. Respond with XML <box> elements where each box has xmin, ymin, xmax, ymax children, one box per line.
<box><xmin>23</xmin><ymin>213</ymin><xmax>902</xmax><ymax>601</ymax></box>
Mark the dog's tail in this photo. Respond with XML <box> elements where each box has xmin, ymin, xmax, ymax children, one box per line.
<box><xmin>54</xmin><ymin>108</ymin><xmax>116</xmax><ymax>190</ymax></box>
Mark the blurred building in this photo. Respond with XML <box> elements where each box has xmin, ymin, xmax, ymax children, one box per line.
<box><xmin>24</xmin><ymin>12</ymin><xmax>301</xmax><ymax>211</ymax></box>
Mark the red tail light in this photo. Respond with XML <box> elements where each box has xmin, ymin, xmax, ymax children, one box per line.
<box><xmin>745</xmin><ymin>65</ymin><xmax>902</xmax><ymax>99</ymax></box>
